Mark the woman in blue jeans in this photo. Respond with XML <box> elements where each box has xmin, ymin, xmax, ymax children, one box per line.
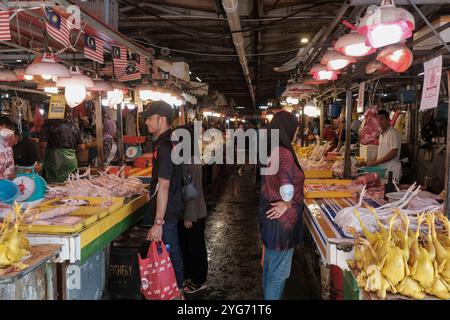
<box><xmin>259</xmin><ymin>111</ymin><xmax>305</xmax><ymax>300</ymax></box>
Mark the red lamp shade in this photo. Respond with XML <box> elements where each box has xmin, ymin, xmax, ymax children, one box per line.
<box><xmin>376</xmin><ymin>44</ymin><xmax>413</xmax><ymax>73</ymax></box>
<box><xmin>366</xmin><ymin>60</ymin><xmax>390</xmax><ymax>74</ymax></box>
<box><xmin>310</xmin><ymin>64</ymin><xmax>338</xmax><ymax>81</ymax></box>
<box><xmin>334</xmin><ymin>32</ymin><xmax>375</xmax><ymax>57</ymax></box>
<box><xmin>358</xmin><ymin>0</ymin><xmax>415</xmax><ymax>48</ymax></box>
<box><xmin>303</xmin><ymin>77</ymin><xmax>329</xmax><ymax>85</ymax></box>
<box><xmin>320</xmin><ymin>50</ymin><xmax>356</xmax><ymax>71</ymax></box>
<box><xmin>284</xmin><ymin>83</ymin><xmax>319</xmax><ymax>95</ymax></box>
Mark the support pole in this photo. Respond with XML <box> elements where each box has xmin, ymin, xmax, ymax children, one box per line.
<box><xmin>301</xmin><ymin>106</ymin><xmax>305</xmax><ymax>147</ymax></box>
<box><xmin>445</xmin><ymin>71</ymin><xmax>450</xmax><ymax>217</ymax></box>
<box><xmin>344</xmin><ymin>89</ymin><xmax>352</xmax><ymax>178</ymax></box>
<box><xmin>94</xmin><ymin>93</ymin><xmax>104</xmax><ymax>169</ymax></box>
<box><xmin>116</xmin><ymin>105</ymin><xmax>125</xmax><ymax>165</ymax></box>
<box><xmin>319</xmin><ymin>100</ymin><xmax>324</xmax><ymax>143</ymax></box>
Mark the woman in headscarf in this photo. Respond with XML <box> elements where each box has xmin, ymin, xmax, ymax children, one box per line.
<box><xmin>259</xmin><ymin>110</ymin><xmax>305</xmax><ymax>300</ymax></box>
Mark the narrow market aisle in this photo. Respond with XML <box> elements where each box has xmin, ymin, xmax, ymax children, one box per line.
<box><xmin>188</xmin><ymin>165</ymin><xmax>319</xmax><ymax>300</ymax></box>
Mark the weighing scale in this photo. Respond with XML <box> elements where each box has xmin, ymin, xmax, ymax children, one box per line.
<box><xmin>125</xmin><ymin>145</ymin><xmax>142</xmax><ymax>160</ymax></box>
<box><xmin>12</xmin><ymin>166</ymin><xmax>47</xmax><ymax>208</ymax></box>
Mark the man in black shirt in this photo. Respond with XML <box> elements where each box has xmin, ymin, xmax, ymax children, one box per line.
<box><xmin>140</xmin><ymin>101</ymin><xmax>184</xmax><ymax>295</ymax></box>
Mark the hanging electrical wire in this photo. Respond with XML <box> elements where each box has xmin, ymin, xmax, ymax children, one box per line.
<box><xmin>118</xmin><ymin>0</ymin><xmax>317</xmax><ymax>39</ymax></box>
<box><xmin>132</xmin><ymin>38</ymin><xmax>302</xmax><ymax>57</ymax></box>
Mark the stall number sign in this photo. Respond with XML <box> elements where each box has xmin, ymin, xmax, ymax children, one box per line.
<box><xmin>420</xmin><ymin>55</ymin><xmax>442</xmax><ymax>111</ymax></box>
<box><xmin>48</xmin><ymin>95</ymin><xmax>66</xmax><ymax>119</ymax></box>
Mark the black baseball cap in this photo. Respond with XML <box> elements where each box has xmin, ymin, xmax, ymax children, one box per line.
<box><xmin>140</xmin><ymin>101</ymin><xmax>173</xmax><ymax>123</ymax></box>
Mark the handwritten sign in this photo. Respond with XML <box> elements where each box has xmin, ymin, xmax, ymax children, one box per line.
<box><xmin>420</xmin><ymin>55</ymin><xmax>442</xmax><ymax>111</ymax></box>
<box><xmin>48</xmin><ymin>95</ymin><xmax>66</xmax><ymax>119</ymax></box>
<box><xmin>357</xmin><ymin>81</ymin><xmax>365</xmax><ymax>113</ymax></box>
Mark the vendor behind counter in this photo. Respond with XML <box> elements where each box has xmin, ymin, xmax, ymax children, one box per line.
<box><xmin>39</xmin><ymin>118</ymin><xmax>85</xmax><ymax>183</ymax></box>
<box><xmin>11</xmin><ymin>124</ymin><xmax>41</xmax><ymax>167</ymax></box>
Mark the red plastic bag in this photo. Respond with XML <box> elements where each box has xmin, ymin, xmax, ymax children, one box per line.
<box><xmin>138</xmin><ymin>241</ymin><xmax>180</xmax><ymax>300</ymax></box>
<box><xmin>359</xmin><ymin>106</ymin><xmax>380</xmax><ymax>145</ymax></box>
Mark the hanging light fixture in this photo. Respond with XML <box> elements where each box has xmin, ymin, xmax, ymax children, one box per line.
<box><xmin>25</xmin><ymin>53</ymin><xmax>71</xmax><ymax>80</ymax></box>
<box><xmin>304</xmin><ymin>100</ymin><xmax>320</xmax><ymax>117</ymax></box>
<box><xmin>106</xmin><ymin>81</ymin><xmax>127</xmax><ymax>108</ymax></box>
<box><xmin>37</xmin><ymin>82</ymin><xmax>59</xmax><ymax>94</ymax></box>
<box><xmin>376</xmin><ymin>44</ymin><xmax>413</xmax><ymax>73</ymax></box>
<box><xmin>334</xmin><ymin>31</ymin><xmax>375</xmax><ymax>57</ymax></box>
<box><xmin>283</xmin><ymin>83</ymin><xmax>318</xmax><ymax>97</ymax></box>
<box><xmin>56</xmin><ymin>66</ymin><xmax>94</xmax><ymax>108</ymax></box>
<box><xmin>88</xmin><ymin>76</ymin><xmax>113</xmax><ymax>92</ymax></box>
<box><xmin>0</xmin><ymin>67</ymin><xmax>19</xmax><ymax>82</ymax></box>
<box><xmin>13</xmin><ymin>68</ymin><xmax>30</xmax><ymax>81</ymax></box>
<box><xmin>366</xmin><ymin>60</ymin><xmax>390</xmax><ymax>74</ymax></box>
<box><xmin>310</xmin><ymin>64</ymin><xmax>338</xmax><ymax>81</ymax></box>
<box><xmin>358</xmin><ymin>0</ymin><xmax>415</xmax><ymax>48</ymax></box>
<box><xmin>321</xmin><ymin>50</ymin><xmax>356</xmax><ymax>71</ymax></box>
<box><xmin>286</xmin><ymin>97</ymin><xmax>300</xmax><ymax>105</ymax></box>
<box><xmin>303</xmin><ymin>77</ymin><xmax>329</xmax><ymax>85</ymax></box>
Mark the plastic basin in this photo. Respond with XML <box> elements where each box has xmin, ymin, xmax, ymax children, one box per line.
<box><xmin>358</xmin><ymin>166</ymin><xmax>387</xmax><ymax>178</ymax></box>
<box><xmin>386</xmin><ymin>191</ymin><xmax>407</xmax><ymax>203</ymax></box>
<box><xmin>0</xmin><ymin>179</ymin><xmax>19</xmax><ymax>204</ymax></box>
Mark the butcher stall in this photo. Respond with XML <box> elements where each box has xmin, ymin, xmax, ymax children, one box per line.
<box><xmin>0</xmin><ymin>170</ymin><xmax>149</xmax><ymax>300</ymax></box>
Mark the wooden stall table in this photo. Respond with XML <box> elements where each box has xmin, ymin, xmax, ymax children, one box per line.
<box><xmin>0</xmin><ymin>244</ymin><xmax>61</xmax><ymax>300</ymax></box>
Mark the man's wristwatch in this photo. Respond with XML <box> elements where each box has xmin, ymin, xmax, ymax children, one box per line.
<box><xmin>155</xmin><ymin>218</ymin><xmax>165</xmax><ymax>226</ymax></box>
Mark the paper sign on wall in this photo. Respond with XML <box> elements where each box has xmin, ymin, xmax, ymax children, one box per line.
<box><xmin>48</xmin><ymin>95</ymin><xmax>66</xmax><ymax>119</ymax></box>
<box><xmin>420</xmin><ymin>55</ymin><xmax>442</xmax><ymax>111</ymax></box>
<box><xmin>357</xmin><ymin>81</ymin><xmax>365</xmax><ymax>113</ymax></box>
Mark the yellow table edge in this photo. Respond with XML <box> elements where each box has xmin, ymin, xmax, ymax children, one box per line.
<box><xmin>79</xmin><ymin>194</ymin><xmax>149</xmax><ymax>248</ymax></box>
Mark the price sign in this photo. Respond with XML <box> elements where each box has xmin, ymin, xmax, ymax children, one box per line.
<box><xmin>48</xmin><ymin>95</ymin><xmax>66</xmax><ymax>119</ymax></box>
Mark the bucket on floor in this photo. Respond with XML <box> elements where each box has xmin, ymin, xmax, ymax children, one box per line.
<box><xmin>108</xmin><ymin>226</ymin><xmax>149</xmax><ymax>300</ymax></box>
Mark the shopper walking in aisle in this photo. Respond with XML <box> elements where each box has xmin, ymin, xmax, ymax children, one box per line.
<box><xmin>102</xmin><ymin>111</ymin><xmax>117</xmax><ymax>165</ymax></box>
<box><xmin>179</xmin><ymin>125</ymin><xmax>209</xmax><ymax>294</ymax></box>
<box><xmin>141</xmin><ymin>101</ymin><xmax>184</xmax><ymax>298</ymax></box>
<box><xmin>259</xmin><ymin>110</ymin><xmax>305</xmax><ymax>300</ymax></box>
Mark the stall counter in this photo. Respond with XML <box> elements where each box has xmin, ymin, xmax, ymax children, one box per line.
<box><xmin>27</xmin><ymin>194</ymin><xmax>149</xmax><ymax>264</ymax></box>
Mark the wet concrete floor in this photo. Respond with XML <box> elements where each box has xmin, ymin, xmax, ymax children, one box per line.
<box><xmin>187</xmin><ymin>165</ymin><xmax>321</xmax><ymax>300</ymax></box>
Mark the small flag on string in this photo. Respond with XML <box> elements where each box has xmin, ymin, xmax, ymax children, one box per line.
<box><xmin>44</xmin><ymin>6</ymin><xmax>71</xmax><ymax>48</ymax></box>
<box><xmin>84</xmin><ymin>34</ymin><xmax>104</xmax><ymax>64</ymax></box>
<box><xmin>111</xmin><ymin>45</ymin><xmax>127</xmax><ymax>77</ymax></box>
<box><xmin>0</xmin><ymin>10</ymin><xmax>11</xmax><ymax>41</ymax></box>
<box><xmin>136</xmin><ymin>54</ymin><xmax>148</xmax><ymax>74</ymax></box>
<box><xmin>99</xmin><ymin>63</ymin><xmax>113</xmax><ymax>76</ymax></box>
<box><xmin>118</xmin><ymin>64</ymin><xmax>141</xmax><ymax>82</ymax></box>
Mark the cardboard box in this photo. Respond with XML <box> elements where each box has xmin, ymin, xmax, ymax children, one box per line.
<box><xmin>360</xmin><ymin>144</ymin><xmax>378</xmax><ymax>162</ymax></box>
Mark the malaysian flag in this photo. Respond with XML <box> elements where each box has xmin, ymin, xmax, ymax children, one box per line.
<box><xmin>136</xmin><ymin>54</ymin><xmax>148</xmax><ymax>74</ymax></box>
<box><xmin>112</xmin><ymin>45</ymin><xmax>127</xmax><ymax>77</ymax></box>
<box><xmin>84</xmin><ymin>34</ymin><xmax>104</xmax><ymax>64</ymax></box>
<box><xmin>118</xmin><ymin>64</ymin><xmax>141</xmax><ymax>82</ymax></box>
<box><xmin>0</xmin><ymin>10</ymin><xmax>11</xmax><ymax>41</ymax></box>
<box><xmin>99</xmin><ymin>64</ymin><xmax>113</xmax><ymax>76</ymax></box>
<box><xmin>44</xmin><ymin>7</ymin><xmax>71</xmax><ymax>48</ymax></box>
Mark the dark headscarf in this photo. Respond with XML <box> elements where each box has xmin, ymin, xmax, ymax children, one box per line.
<box><xmin>267</xmin><ymin>110</ymin><xmax>302</xmax><ymax>170</ymax></box>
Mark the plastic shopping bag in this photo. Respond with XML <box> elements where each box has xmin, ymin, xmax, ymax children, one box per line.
<box><xmin>359</xmin><ymin>106</ymin><xmax>380</xmax><ymax>145</ymax></box>
<box><xmin>138</xmin><ymin>240</ymin><xmax>180</xmax><ymax>300</ymax></box>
